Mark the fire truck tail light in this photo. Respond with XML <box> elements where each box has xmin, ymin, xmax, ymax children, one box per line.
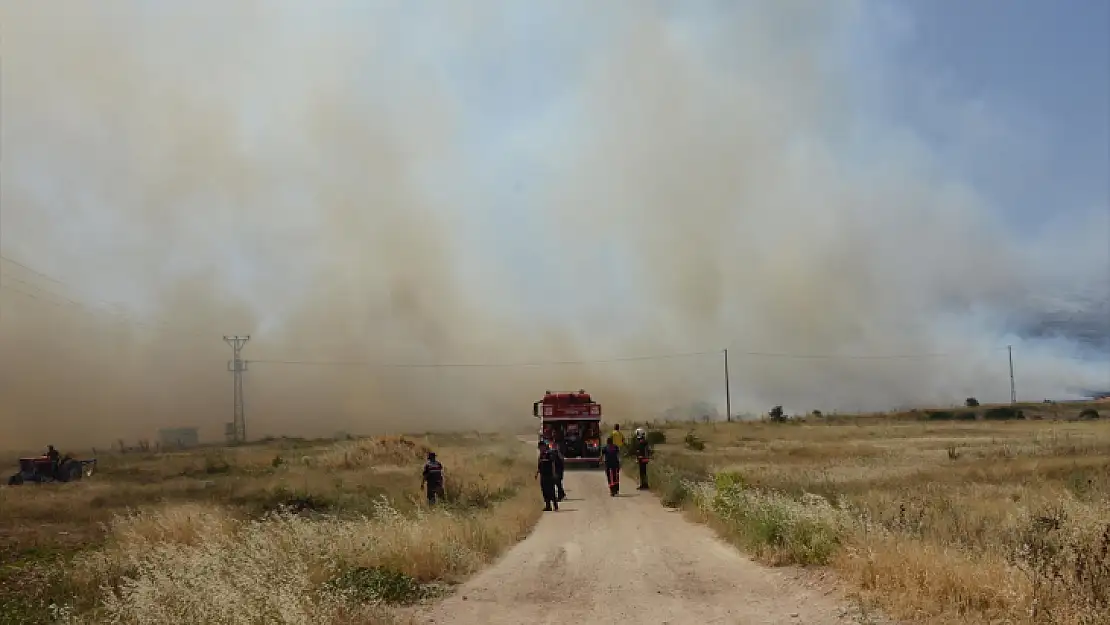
<box><xmin>591</xmin><ymin>405</ymin><xmax>600</xmax><ymax>415</ymax></box>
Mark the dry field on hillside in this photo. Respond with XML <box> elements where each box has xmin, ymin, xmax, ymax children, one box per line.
<box><xmin>0</xmin><ymin>433</ymin><xmax>541</xmax><ymax>625</ymax></box>
<box><xmin>635</xmin><ymin>404</ymin><xmax>1110</xmax><ymax>625</ymax></box>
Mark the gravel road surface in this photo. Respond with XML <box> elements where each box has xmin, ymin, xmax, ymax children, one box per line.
<box><xmin>414</xmin><ymin>460</ymin><xmax>881</xmax><ymax>624</ymax></box>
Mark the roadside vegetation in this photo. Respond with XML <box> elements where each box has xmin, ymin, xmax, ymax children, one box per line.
<box><xmin>0</xmin><ymin>433</ymin><xmax>541</xmax><ymax>625</ymax></box>
<box><xmin>629</xmin><ymin>402</ymin><xmax>1110</xmax><ymax>625</ymax></box>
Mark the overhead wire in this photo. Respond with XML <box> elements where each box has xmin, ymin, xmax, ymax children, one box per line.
<box><xmin>248</xmin><ymin>350</ymin><xmax>722</xmax><ymax>368</ymax></box>
<box><xmin>249</xmin><ymin>346</ymin><xmax>1012</xmax><ymax>369</ymax></box>
<box><xmin>0</xmin><ymin>255</ymin><xmax>212</xmax><ymax>339</ymax></box>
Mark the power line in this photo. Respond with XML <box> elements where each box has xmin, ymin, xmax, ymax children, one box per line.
<box><xmin>248</xmin><ymin>346</ymin><xmax>1010</xmax><ymax>369</ymax></box>
<box><xmin>248</xmin><ymin>350</ymin><xmax>720</xmax><ymax>368</ymax></box>
<box><xmin>722</xmin><ymin>347</ymin><xmax>1011</xmax><ymax>360</ymax></box>
<box><xmin>1</xmin><ymin>272</ymin><xmax>97</xmax><ymax>308</ymax></box>
<box><xmin>0</xmin><ymin>254</ymin><xmax>68</xmax><ymax>286</ymax></box>
<box><xmin>0</xmin><ymin>258</ymin><xmax>212</xmax><ymax>340</ymax></box>
<box><xmin>0</xmin><ymin>280</ymin><xmax>209</xmax><ymax>338</ymax></box>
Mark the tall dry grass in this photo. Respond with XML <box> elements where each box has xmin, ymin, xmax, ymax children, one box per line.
<box><xmin>1</xmin><ymin>434</ymin><xmax>542</xmax><ymax>625</ymax></box>
<box><xmin>636</xmin><ymin>414</ymin><xmax>1110</xmax><ymax>625</ymax></box>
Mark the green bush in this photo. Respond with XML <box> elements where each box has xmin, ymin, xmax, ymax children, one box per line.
<box><xmin>983</xmin><ymin>407</ymin><xmax>1024</xmax><ymax>421</ymax></box>
<box><xmin>325</xmin><ymin>566</ymin><xmax>430</xmax><ymax>604</ymax></box>
<box><xmin>700</xmin><ymin>481</ymin><xmax>845</xmax><ymax>566</ymax></box>
<box><xmin>650</xmin><ymin>465</ymin><xmax>699</xmax><ymax>508</ymax></box>
<box><xmin>646</xmin><ymin>430</ymin><xmax>667</xmax><ymax>445</ymax></box>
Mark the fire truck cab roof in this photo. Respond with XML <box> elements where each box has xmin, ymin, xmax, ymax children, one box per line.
<box><xmin>534</xmin><ymin>389</ymin><xmax>601</xmax><ymax>420</ymax></box>
<box><xmin>540</xmin><ymin>390</ymin><xmax>594</xmax><ymax>404</ymax></box>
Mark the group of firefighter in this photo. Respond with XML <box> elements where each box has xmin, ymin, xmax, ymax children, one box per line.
<box><xmin>418</xmin><ymin>423</ymin><xmax>653</xmax><ymax>512</ymax></box>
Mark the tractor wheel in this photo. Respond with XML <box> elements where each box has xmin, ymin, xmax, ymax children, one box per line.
<box><xmin>8</xmin><ymin>474</ymin><xmax>23</xmax><ymax>486</ymax></box>
<box><xmin>65</xmin><ymin>462</ymin><xmax>84</xmax><ymax>482</ymax></box>
<box><xmin>55</xmin><ymin>461</ymin><xmax>79</xmax><ymax>483</ymax></box>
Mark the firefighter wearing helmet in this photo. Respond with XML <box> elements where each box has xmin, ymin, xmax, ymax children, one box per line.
<box><xmin>633</xmin><ymin>428</ymin><xmax>652</xmax><ymax>490</ymax></box>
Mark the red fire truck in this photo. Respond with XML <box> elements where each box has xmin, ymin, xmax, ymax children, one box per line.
<box><xmin>533</xmin><ymin>389</ymin><xmax>603</xmax><ymax>468</ymax></box>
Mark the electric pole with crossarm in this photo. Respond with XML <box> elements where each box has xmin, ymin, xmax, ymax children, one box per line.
<box><xmin>224</xmin><ymin>335</ymin><xmax>250</xmax><ymax>444</ymax></box>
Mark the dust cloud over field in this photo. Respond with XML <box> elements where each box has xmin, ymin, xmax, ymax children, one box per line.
<box><xmin>0</xmin><ymin>2</ymin><xmax>1106</xmax><ymax>449</ymax></box>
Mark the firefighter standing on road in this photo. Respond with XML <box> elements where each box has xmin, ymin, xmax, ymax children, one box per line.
<box><xmin>548</xmin><ymin>440</ymin><xmax>567</xmax><ymax>501</ymax></box>
<box><xmin>535</xmin><ymin>441</ymin><xmax>559</xmax><ymax>511</ymax></box>
<box><xmin>601</xmin><ymin>436</ymin><xmax>621</xmax><ymax>496</ymax></box>
<box><xmin>421</xmin><ymin>451</ymin><xmax>445</xmax><ymax>505</ymax></box>
<box><xmin>609</xmin><ymin>423</ymin><xmax>625</xmax><ymax>451</ymax></box>
<box><xmin>633</xmin><ymin>428</ymin><xmax>652</xmax><ymax>490</ymax></box>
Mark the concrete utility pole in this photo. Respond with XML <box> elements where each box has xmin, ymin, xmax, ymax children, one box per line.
<box><xmin>724</xmin><ymin>349</ymin><xmax>732</xmax><ymax>422</ymax></box>
<box><xmin>224</xmin><ymin>335</ymin><xmax>250</xmax><ymax>444</ymax></box>
<box><xmin>1008</xmin><ymin>345</ymin><xmax>1016</xmax><ymax>404</ymax></box>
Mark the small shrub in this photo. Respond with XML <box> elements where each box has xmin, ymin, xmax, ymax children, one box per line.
<box><xmin>926</xmin><ymin>411</ymin><xmax>955</xmax><ymax>421</ymax></box>
<box><xmin>965</xmin><ymin>397</ymin><xmax>980</xmax><ymax>407</ymax></box>
<box><xmin>984</xmin><ymin>407</ymin><xmax>1024</xmax><ymax>421</ymax></box>
<box><xmin>203</xmin><ymin>454</ymin><xmax>232</xmax><ymax>475</ymax></box>
<box><xmin>768</xmin><ymin>405</ymin><xmax>787</xmax><ymax>423</ymax></box>
<box><xmin>442</xmin><ymin>478</ymin><xmax>514</xmax><ymax>510</ymax></box>
<box><xmin>325</xmin><ymin>566</ymin><xmax>429</xmax><ymax>605</ymax></box>
<box><xmin>946</xmin><ymin>444</ymin><xmax>961</xmax><ymax>460</ymax></box>
<box><xmin>1078</xmin><ymin>409</ymin><xmax>1100</xmax><ymax>421</ymax></box>
<box><xmin>1012</xmin><ymin>509</ymin><xmax>1110</xmax><ymax>622</ymax></box>
<box><xmin>684</xmin><ymin>431</ymin><xmax>705</xmax><ymax>451</ymax></box>
<box><xmin>651</xmin><ymin>465</ymin><xmax>697</xmax><ymax>508</ymax></box>
<box><xmin>646</xmin><ymin>430</ymin><xmax>667</xmax><ymax>446</ymax></box>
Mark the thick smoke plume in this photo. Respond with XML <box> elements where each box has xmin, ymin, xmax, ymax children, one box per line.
<box><xmin>1</xmin><ymin>2</ymin><xmax>1106</xmax><ymax>450</ymax></box>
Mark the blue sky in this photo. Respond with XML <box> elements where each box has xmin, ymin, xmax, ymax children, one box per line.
<box><xmin>874</xmin><ymin>0</ymin><xmax>1109</xmax><ymax>231</ymax></box>
<box><xmin>431</xmin><ymin>0</ymin><xmax>1109</xmax><ymax>220</ymax></box>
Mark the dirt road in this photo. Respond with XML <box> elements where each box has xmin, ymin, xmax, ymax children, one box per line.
<box><xmin>415</xmin><ymin>464</ymin><xmax>877</xmax><ymax>624</ymax></box>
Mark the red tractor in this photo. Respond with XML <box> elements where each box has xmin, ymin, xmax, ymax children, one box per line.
<box><xmin>534</xmin><ymin>389</ymin><xmax>603</xmax><ymax>469</ymax></box>
<box><xmin>7</xmin><ymin>454</ymin><xmax>97</xmax><ymax>485</ymax></box>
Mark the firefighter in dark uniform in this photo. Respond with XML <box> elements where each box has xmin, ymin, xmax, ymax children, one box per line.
<box><xmin>549</xmin><ymin>441</ymin><xmax>566</xmax><ymax>501</ymax></box>
<box><xmin>601</xmin><ymin>436</ymin><xmax>621</xmax><ymax>496</ymax></box>
<box><xmin>46</xmin><ymin>445</ymin><xmax>61</xmax><ymax>480</ymax></box>
<box><xmin>535</xmin><ymin>440</ymin><xmax>559</xmax><ymax>511</ymax></box>
<box><xmin>420</xmin><ymin>451</ymin><xmax>444</xmax><ymax>505</ymax></box>
<box><xmin>633</xmin><ymin>428</ymin><xmax>652</xmax><ymax>490</ymax></box>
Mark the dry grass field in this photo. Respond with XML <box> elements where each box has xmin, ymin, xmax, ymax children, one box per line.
<box><xmin>632</xmin><ymin>402</ymin><xmax>1110</xmax><ymax>625</ymax></box>
<box><xmin>0</xmin><ymin>433</ymin><xmax>541</xmax><ymax>624</ymax></box>
<box><xmin>5</xmin><ymin>402</ymin><xmax>1108</xmax><ymax>625</ymax></box>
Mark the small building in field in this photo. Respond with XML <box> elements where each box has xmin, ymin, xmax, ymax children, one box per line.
<box><xmin>159</xmin><ymin>427</ymin><xmax>200</xmax><ymax>449</ymax></box>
